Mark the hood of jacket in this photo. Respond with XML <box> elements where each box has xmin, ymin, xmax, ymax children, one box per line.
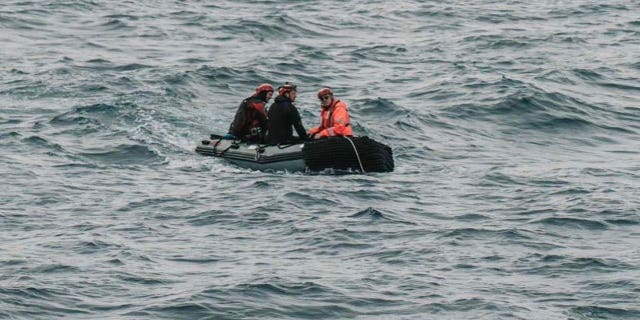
<box><xmin>274</xmin><ymin>95</ymin><xmax>292</xmax><ymax>104</ymax></box>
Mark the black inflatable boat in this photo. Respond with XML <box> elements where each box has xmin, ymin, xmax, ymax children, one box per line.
<box><xmin>195</xmin><ymin>134</ymin><xmax>393</xmax><ymax>173</ymax></box>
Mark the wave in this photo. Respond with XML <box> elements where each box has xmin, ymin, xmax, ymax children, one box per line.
<box><xmin>442</xmin><ymin>81</ymin><xmax>638</xmax><ymax>137</ymax></box>
<box><xmin>190</xmin><ymin>65</ymin><xmax>277</xmax><ymax>91</ymax></box>
<box><xmin>45</xmin><ymin>103</ymin><xmax>168</xmax><ymax>165</ymax></box>
<box><xmin>0</xmin><ymin>14</ymin><xmax>47</xmax><ymax>31</ymax></box>
<box><xmin>0</xmin><ymin>116</ymin><xmax>22</xmax><ymax>129</ymax></box>
<box><xmin>55</xmin><ymin>102</ymin><xmax>143</xmax><ymax>123</ymax></box>
<box><xmin>116</xmin><ymin>280</ymin><xmax>365</xmax><ymax>319</ymax></box>
<box><xmin>549</xmin><ymin>3</ymin><xmax>631</xmax><ymax>18</ymax></box>
<box><xmin>462</xmin><ymin>34</ymin><xmax>533</xmax><ymax>49</ymax></box>
<box><xmin>185</xmin><ymin>209</ymin><xmax>235</xmax><ymax>226</ymax></box>
<box><xmin>350</xmin><ymin>207</ymin><xmax>415</xmax><ymax>225</ymax></box>
<box><xmin>50</xmin><ymin>114</ymin><xmax>102</xmax><ymax>128</ymax></box>
<box><xmin>114</xmin><ymin>273</ymin><xmax>173</xmax><ymax>286</ymax></box>
<box><xmin>350</xmin><ymin>44</ymin><xmax>416</xmax><ymax>64</ymax></box>
<box><xmin>532</xmin><ymin>217</ymin><xmax>608</xmax><ymax>230</ymax></box>
<box><xmin>42</xmin><ymin>0</ymin><xmax>102</xmax><ymax>12</ymax></box>
<box><xmin>597</xmin><ymin>81</ymin><xmax>640</xmax><ymax>92</ymax></box>
<box><xmin>0</xmin><ymin>131</ymin><xmax>21</xmax><ymax>140</ymax></box>
<box><xmin>78</xmin><ymin>144</ymin><xmax>162</xmax><ymax>166</ymax></box>
<box><xmin>30</xmin><ymin>263</ymin><xmax>81</xmax><ymax>274</ymax></box>
<box><xmin>353</xmin><ymin>97</ymin><xmax>408</xmax><ymax>118</ymax></box>
<box><xmin>99</xmin><ymin>19</ymin><xmax>134</xmax><ymax>31</ymax></box>
<box><xmin>103</xmin><ymin>14</ymin><xmax>139</xmax><ymax>21</ymax></box>
<box><xmin>347</xmin><ymin>97</ymin><xmax>441</xmax><ymax>144</ymax></box>
<box><xmin>438</xmin><ymin>227</ymin><xmax>533</xmax><ymax>241</ymax></box>
<box><xmin>169</xmin><ymin>10</ymin><xmax>210</xmax><ymax>27</ymax></box>
<box><xmin>572</xmin><ymin>68</ymin><xmax>608</xmax><ymax>81</ymax></box>
<box><xmin>570</xmin><ymin>306</ymin><xmax>640</xmax><ymax>320</ymax></box>
<box><xmin>291</xmin><ymin>45</ymin><xmax>333</xmax><ymax>61</ymax></box>
<box><xmin>605</xmin><ymin>218</ymin><xmax>640</xmax><ymax>226</ymax></box>
<box><xmin>515</xmin><ymin>253</ymin><xmax>632</xmax><ymax>276</ymax></box>
<box><xmin>218</xmin><ymin>14</ymin><xmax>328</xmax><ymax>42</ymax></box>
<box><xmin>475</xmin><ymin>12</ymin><xmax>546</xmax><ymax>24</ymax></box>
<box><xmin>577</xmin><ymin>3</ymin><xmax>632</xmax><ymax>13</ymax></box>
<box><xmin>22</xmin><ymin>135</ymin><xmax>66</xmax><ymax>153</ymax></box>
<box><xmin>0</xmin><ymin>286</ymin><xmax>90</xmax><ymax>316</ymax></box>
<box><xmin>77</xmin><ymin>59</ymin><xmax>151</xmax><ymax>72</ymax></box>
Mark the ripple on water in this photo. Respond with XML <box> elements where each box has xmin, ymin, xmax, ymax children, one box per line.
<box><xmin>349</xmin><ymin>207</ymin><xmax>416</xmax><ymax>225</ymax></box>
<box><xmin>570</xmin><ymin>306</ymin><xmax>640</xmax><ymax>319</ymax></box>
<box><xmin>79</xmin><ymin>144</ymin><xmax>164</xmax><ymax>166</ymax></box>
<box><xmin>532</xmin><ymin>217</ymin><xmax>609</xmax><ymax>230</ymax></box>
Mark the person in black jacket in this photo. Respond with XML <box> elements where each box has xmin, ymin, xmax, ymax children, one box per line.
<box><xmin>226</xmin><ymin>83</ymin><xmax>273</xmax><ymax>143</ymax></box>
<box><xmin>266</xmin><ymin>82</ymin><xmax>308</xmax><ymax>145</ymax></box>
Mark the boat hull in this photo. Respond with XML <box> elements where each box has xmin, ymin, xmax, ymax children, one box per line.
<box><xmin>196</xmin><ymin>135</ymin><xmax>394</xmax><ymax>173</ymax></box>
<box><xmin>195</xmin><ymin>137</ymin><xmax>306</xmax><ymax>172</ymax></box>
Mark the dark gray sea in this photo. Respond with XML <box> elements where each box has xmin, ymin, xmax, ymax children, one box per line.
<box><xmin>2</xmin><ymin>1</ymin><xmax>640</xmax><ymax>319</ymax></box>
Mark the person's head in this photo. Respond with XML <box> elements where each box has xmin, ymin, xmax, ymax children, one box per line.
<box><xmin>317</xmin><ymin>87</ymin><xmax>334</xmax><ymax>108</ymax></box>
<box><xmin>254</xmin><ymin>83</ymin><xmax>274</xmax><ymax>102</ymax></box>
<box><xmin>278</xmin><ymin>82</ymin><xmax>297</xmax><ymax>102</ymax></box>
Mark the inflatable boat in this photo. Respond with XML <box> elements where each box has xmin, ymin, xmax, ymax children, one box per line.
<box><xmin>195</xmin><ymin>134</ymin><xmax>394</xmax><ymax>173</ymax></box>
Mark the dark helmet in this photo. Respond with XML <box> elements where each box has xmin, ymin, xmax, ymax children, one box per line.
<box><xmin>317</xmin><ymin>87</ymin><xmax>333</xmax><ymax>99</ymax></box>
<box><xmin>278</xmin><ymin>82</ymin><xmax>297</xmax><ymax>95</ymax></box>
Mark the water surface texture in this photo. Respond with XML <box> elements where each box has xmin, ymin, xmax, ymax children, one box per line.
<box><xmin>2</xmin><ymin>1</ymin><xmax>640</xmax><ymax>319</ymax></box>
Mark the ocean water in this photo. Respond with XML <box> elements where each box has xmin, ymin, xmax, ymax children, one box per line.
<box><xmin>1</xmin><ymin>1</ymin><xmax>640</xmax><ymax>319</ymax></box>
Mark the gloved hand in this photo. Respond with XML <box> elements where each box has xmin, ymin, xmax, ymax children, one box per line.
<box><xmin>223</xmin><ymin>133</ymin><xmax>235</xmax><ymax>140</ymax></box>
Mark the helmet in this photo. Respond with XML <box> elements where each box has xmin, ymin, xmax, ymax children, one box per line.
<box><xmin>317</xmin><ymin>87</ymin><xmax>333</xmax><ymax>99</ymax></box>
<box><xmin>278</xmin><ymin>82</ymin><xmax>297</xmax><ymax>95</ymax></box>
<box><xmin>255</xmin><ymin>83</ymin><xmax>274</xmax><ymax>95</ymax></box>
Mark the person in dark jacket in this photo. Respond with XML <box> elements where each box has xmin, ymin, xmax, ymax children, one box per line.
<box><xmin>226</xmin><ymin>83</ymin><xmax>274</xmax><ymax>143</ymax></box>
<box><xmin>266</xmin><ymin>82</ymin><xmax>308</xmax><ymax>145</ymax></box>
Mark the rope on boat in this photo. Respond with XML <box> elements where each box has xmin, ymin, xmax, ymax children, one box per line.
<box><xmin>214</xmin><ymin>140</ymin><xmax>237</xmax><ymax>157</ymax></box>
<box><xmin>301</xmin><ymin>136</ymin><xmax>394</xmax><ymax>173</ymax></box>
<box><xmin>344</xmin><ymin>136</ymin><xmax>365</xmax><ymax>173</ymax></box>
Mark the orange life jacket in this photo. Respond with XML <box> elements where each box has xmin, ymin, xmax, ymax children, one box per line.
<box><xmin>309</xmin><ymin>99</ymin><xmax>353</xmax><ymax>137</ymax></box>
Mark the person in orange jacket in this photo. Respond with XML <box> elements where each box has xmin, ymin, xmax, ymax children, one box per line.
<box><xmin>308</xmin><ymin>87</ymin><xmax>353</xmax><ymax>139</ymax></box>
